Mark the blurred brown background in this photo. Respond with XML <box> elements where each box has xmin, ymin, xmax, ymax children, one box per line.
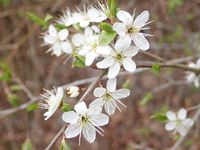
<box><xmin>0</xmin><ymin>0</ymin><xmax>200</xmax><ymax>149</ymax></box>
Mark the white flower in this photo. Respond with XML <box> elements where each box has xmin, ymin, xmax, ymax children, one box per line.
<box><xmin>113</xmin><ymin>10</ymin><xmax>151</xmax><ymax>51</ymax></box>
<box><xmin>39</xmin><ymin>87</ymin><xmax>64</xmax><ymax>120</ymax></box>
<box><xmin>62</xmin><ymin>102</ymin><xmax>109</xmax><ymax>144</ymax></box>
<box><xmin>92</xmin><ymin>78</ymin><xmax>130</xmax><ymax>116</ymax></box>
<box><xmin>165</xmin><ymin>108</ymin><xmax>194</xmax><ymax>136</ymax></box>
<box><xmin>79</xmin><ymin>27</ymin><xmax>112</xmax><ymax>66</ymax></box>
<box><xmin>186</xmin><ymin>59</ymin><xmax>200</xmax><ymax>87</ymax></box>
<box><xmin>43</xmin><ymin>25</ymin><xmax>72</xmax><ymax>56</ymax></box>
<box><xmin>97</xmin><ymin>38</ymin><xmax>139</xmax><ymax>79</ymax></box>
<box><xmin>57</xmin><ymin>9</ymin><xmax>81</xmax><ymax>27</ymax></box>
<box><xmin>66</xmin><ymin>86</ymin><xmax>80</xmax><ymax>98</ymax></box>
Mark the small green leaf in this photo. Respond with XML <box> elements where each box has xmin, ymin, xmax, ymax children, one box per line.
<box><xmin>99</xmin><ymin>30</ymin><xmax>116</xmax><ymax>46</ymax></box>
<box><xmin>21</xmin><ymin>138</ymin><xmax>32</xmax><ymax>150</ymax></box>
<box><xmin>8</xmin><ymin>94</ymin><xmax>20</xmax><ymax>107</ymax></box>
<box><xmin>73</xmin><ymin>56</ymin><xmax>85</xmax><ymax>68</ymax></box>
<box><xmin>62</xmin><ymin>103</ymin><xmax>73</xmax><ymax>112</ymax></box>
<box><xmin>27</xmin><ymin>103</ymin><xmax>38</xmax><ymax>112</ymax></box>
<box><xmin>0</xmin><ymin>62</ymin><xmax>12</xmax><ymax>82</ymax></box>
<box><xmin>10</xmin><ymin>85</ymin><xmax>22</xmax><ymax>91</ymax></box>
<box><xmin>109</xmin><ymin>0</ymin><xmax>117</xmax><ymax>17</ymax></box>
<box><xmin>151</xmin><ymin>64</ymin><xmax>161</xmax><ymax>75</ymax></box>
<box><xmin>27</xmin><ymin>12</ymin><xmax>47</xmax><ymax>27</ymax></box>
<box><xmin>44</xmin><ymin>14</ymin><xmax>53</xmax><ymax>23</ymax></box>
<box><xmin>151</xmin><ymin>106</ymin><xmax>168</xmax><ymax>123</ymax></box>
<box><xmin>99</xmin><ymin>22</ymin><xmax>114</xmax><ymax>33</ymax></box>
<box><xmin>60</xmin><ymin>139</ymin><xmax>71</xmax><ymax>150</ymax></box>
<box><xmin>139</xmin><ymin>92</ymin><xmax>153</xmax><ymax>106</ymax></box>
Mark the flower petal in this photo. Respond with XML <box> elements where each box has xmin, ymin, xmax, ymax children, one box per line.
<box><xmin>106</xmin><ymin>78</ymin><xmax>117</xmax><ymax>92</ymax></box>
<box><xmin>65</xmin><ymin>123</ymin><xmax>82</xmax><ymax>138</ymax></box>
<box><xmin>56</xmin><ymin>87</ymin><xmax>64</xmax><ymax>100</ymax></box>
<box><xmin>112</xmin><ymin>22</ymin><xmax>126</xmax><ymax>36</ymax></box>
<box><xmin>166</xmin><ymin>111</ymin><xmax>177</xmax><ymax>121</ymax></box>
<box><xmin>62</xmin><ymin>111</ymin><xmax>79</xmax><ymax>124</ymax></box>
<box><xmin>82</xmin><ymin>124</ymin><xmax>96</xmax><ymax>143</ymax></box>
<box><xmin>165</xmin><ymin>122</ymin><xmax>176</xmax><ymax>131</ymax></box>
<box><xmin>133</xmin><ymin>11</ymin><xmax>149</xmax><ymax>29</ymax></box>
<box><xmin>88</xmin><ymin>98</ymin><xmax>104</xmax><ymax>115</ymax></box>
<box><xmin>117</xmin><ymin>10</ymin><xmax>133</xmax><ymax>26</ymax></box>
<box><xmin>132</xmin><ymin>33</ymin><xmax>150</xmax><ymax>51</ymax></box>
<box><xmin>108</xmin><ymin>62</ymin><xmax>121</xmax><ymax>79</ymax></box>
<box><xmin>177</xmin><ymin>125</ymin><xmax>187</xmax><ymax>136</ymax></box>
<box><xmin>58</xmin><ymin>29</ymin><xmax>69</xmax><ymax>41</ymax></box>
<box><xmin>52</xmin><ymin>43</ymin><xmax>62</xmax><ymax>56</ymax></box>
<box><xmin>96</xmin><ymin>56</ymin><xmax>114</xmax><ymax>69</ymax></box>
<box><xmin>178</xmin><ymin>108</ymin><xmax>187</xmax><ymax>120</ymax></box>
<box><xmin>85</xmin><ymin>51</ymin><xmax>97</xmax><ymax>66</ymax></box>
<box><xmin>74</xmin><ymin>102</ymin><xmax>88</xmax><ymax>115</ymax></box>
<box><xmin>115</xmin><ymin>35</ymin><xmax>132</xmax><ymax>51</ymax></box>
<box><xmin>72</xmin><ymin>33</ymin><xmax>85</xmax><ymax>47</ymax></box>
<box><xmin>44</xmin><ymin>35</ymin><xmax>55</xmax><ymax>44</ymax></box>
<box><xmin>61</xmin><ymin>42</ymin><xmax>72</xmax><ymax>54</ymax></box>
<box><xmin>123</xmin><ymin>46</ymin><xmax>139</xmax><ymax>57</ymax></box>
<box><xmin>96</xmin><ymin>46</ymin><xmax>112</xmax><ymax>55</ymax></box>
<box><xmin>112</xmin><ymin>89</ymin><xmax>130</xmax><ymax>99</ymax></box>
<box><xmin>93</xmin><ymin>87</ymin><xmax>106</xmax><ymax>97</ymax></box>
<box><xmin>104</xmin><ymin>100</ymin><xmax>116</xmax><ymax>116</ymax></box>
<box><xmin>90</xmin><ymin>114</ymin><xmax>109</xmax><ymax>126</ymax></box>
<box><xmin>49</xmin><ymin>25</ymin><xmax>57</xmax><ymax>36</ymax></box>
<box><xmin>182</xmin><ymin>118</ymin><xmax>194</xmax><ymax>127</ymax></box>
<box><xmin>122</xmin><ymin>58</ymin><xmax>136</xmax><ymax>72</ymax></box>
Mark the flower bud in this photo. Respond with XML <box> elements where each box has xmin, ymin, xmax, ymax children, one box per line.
<box><xmin>66</xmin><ymin>86</ymin><xmax>80</xmax><ymax>98</ymax></box>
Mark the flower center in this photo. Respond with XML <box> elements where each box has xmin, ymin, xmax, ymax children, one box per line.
<box><xmin>104</xmin><ymin>92</ymin><xmax>113</xmax><ymax>101</ymax></box>
<box><xmin>91</xmin><ymin>43</ymin><xmax>98</xmax><ymax>51</ymax></box>
<box><xmin>114</xmin><ymin>53</ymin><xmax>124</xmax><ymax>63</ymax></box>
<box><xmin>128</xmin><ymin>26</ymin><xmax>139</xmax><ymax>34</ymax></box>
<box><xmin>81</xmin><ymin>115</ymin><xmax>90</xmax><ymax>126</ymax></box>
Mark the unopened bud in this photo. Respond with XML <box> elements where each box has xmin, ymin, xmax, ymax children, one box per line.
<box><xmin>66</xmin><ymin>86</ymin><xmax>80</xmax><ymax>98</ymax></box>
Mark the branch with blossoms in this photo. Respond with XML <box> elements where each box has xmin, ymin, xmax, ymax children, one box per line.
<box><xmin>8</xmin><ymin>0</ymin><xmax>199</xmax><ymax>149</ymax></box>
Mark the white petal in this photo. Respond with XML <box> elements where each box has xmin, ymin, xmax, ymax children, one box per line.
<box><xmin>112</xmin><ymin>89</ymin><xmax>130</xmax><ymax>99</ymax></box>
<box><xmin>117</xmin><ymin>10</ymin><xmax>133</xmax><ymax>26</ymax></box>
<box><xmin>89</xmin><ymin>98</ymin><xmax>104</xmax><ymax>110</ymax></box>
<box><xmin>88</xmin><ymin>98</ymin><xmax>104</xmax><ymax>115</ymax></box>
<box><xmin>72</xmin><ymin>33</ymin><xmax>85</xmax><ymax>47</ymax></box>
<box><xmin>178</xmin><ymin>108</ymin><xmax>187</xmax><ymax>120</ymax></box>
<box><xmin>74</xmin><ymin>102</ymin><xmax>88</xmax><ymax>115</ymax></box>
<box><xmin>58</xmin><ymin>29</ymin><xmax>69</xmax><ymax>41</ymax></box>
<box><xmin>104</xmin><ymin>100</ymin><xmax>116</xmax><ymax>116</ymax></box>
<box><xmin>177</xmin><ymin>125</ymin><xmax>187</xmax><ymax>136</ymax></box>
<box><xmin>61</xmin><ymin>42</ymin><xmax>72</xmax><ymax>54</ymax></box>
<box><xmin>182</xmin><ymin>119</ymin><xmax>194</xmax><ymax>127</ymax></box>
<box><xmin>49</xmin><ymin>25</ymin><xmax>57</xmax><ymax>36</ymax></box>
<box><xmin>165</xmin><ymin>122</ymin><xmax>176</xmax><ymax>131</ymax></box>
<box><xmin>112</xmin><ymin>22</ymin><xmax>126</xmax><ymax>36</ymax></box>
<box><xmin>62</xmin><ymin>111</ymin><xmax>79</xmax><ymax>124</ymax></box>
<box><xmin>115</xmin><ymin>35</ymin><xmax>132</xmax><ymax>51</ymax></box>
<box><xmin>96</xmin><ymin>57</ymin><xmax>114</xmax><ymax>69</ymax></box>
<box><xmin>85</xmin><ymin>52</ymin><xmax>97</xmax><ymax>66</ymax></box>
<box><xmin>132</xmin><ymin>33</ymin><xmax>150</xmax><ymax>51</ymax></box>
<box><xmin>93</xmin><ymin>87</ymin><xmax>106</xmax><ymax>97</ymax></box>
<box><xmin>123</xmin><ymin>46</ymin><xmax>139</xmax><ymax>57</ymax></box>
<box><xmin>96</xmin><ymin>46</ymin><xmax>112</xmax><ymax>55</ymax></box>
<box><xmin>82</xmin><ymin>124</ymin><xmax>96</xmax><ymax>143</ymax></box>
<box><xmin>65</xmin><ymin>123</ymin><xmax>82</xmax><ymax>138</ymax></box>
<box><xmin>122</xmin><ymin>58</ymin><xmax>136</xmax><ymax>72</ymax></box>
<box><xmin>133</xmin><ymin>11</ymin><xmax>149</xmax><ymax>29</ymax></box>
<box><xmin>108</xmin><ymin>62</ymin><xmax>121</xmax><ymax>79</ymax></box>
<box><xmin>166</xmin><ymin>111</ymin><xmax>177</xmax><ymax>121</ymax></box>
<box><xmin>106</xmin><ymin>78</ymin><xmax>117</xmax><ymax>92</ymax></box>
<box><xmin>52</xmin><ymin>43</ymin><xmax>62</xmax><ymax>56</ymax></box>
<box><xmin>44</xmin><ymin>35</ymin><xmax>55</xmax><ymax>44</ymax></box>
<box><xmin>56</xmin><ymin>87</ymin><xmax>64</xmax><ymax>100</ymax></box>
<box><xmin>90</xmin><ymin>114</ymin><xmax>109</xmax><ymax>126</ymax></box>
<box><xmin>79</xmin><ymin>20</ymin><xmax>90</xmax><ymax>28</ymax></box>
<box><xmin>197</xmin><ymin>59</ymin><xmax>200</xmax><ymax>67</ymax></box>
<box><xmin>194</xmin><ymin>78</ymin><xmax>200</xmax><ymax>87</ymax></box>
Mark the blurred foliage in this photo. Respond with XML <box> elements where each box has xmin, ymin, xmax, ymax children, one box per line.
<box><xmin>168</xmin><ymin>0</ymin><xmax>184</xmax><ymax>15</ymax></box>
<box><xmin>0</xmin><ymin>62</ymin><xmax>12</xmax><ymax>82</ymax></box>
<box><xmin>73</xmin><ymin>55</ymin><xmax>86</xmax><ymax>68</ymax></box>
<box><xmin>139</xmin><ymin>92</ymin><xmax>153</xmax><ymax>107</ymax></box>
<box><xmin>21</xmin><ymin>138</ymin><xmax>32</xmax><ymax>150</ymax></box>
<box><xmin>8</xmin><ymin>93</ymin><xmax>20</xmax><ymax>107</ymax></box>
<box><xmin>27</xmin><ymin>103</ymin><xmax>38</xmax><ymax>112</ymax></box>
<box><xmin>0</xmin><ymin>0</ymin><xmax>10</xmax><ymax>7</ymax></box>
<box><xmin>99</xmin><ymin>30</ymin><xmax>116</xmax><ymax>45</ymax></box>
<box><xmin>151</xmin><ymin>106</ymin><xmax>168</xmax><ymax>123</ymax></box>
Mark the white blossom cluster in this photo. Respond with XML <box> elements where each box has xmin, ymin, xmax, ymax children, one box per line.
<box><xmin>39</xmin><ymin>0</ymin><xmax>196</xmax><ymax>145</ymax></box>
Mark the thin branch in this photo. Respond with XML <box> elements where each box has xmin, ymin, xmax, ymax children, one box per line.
<box><xmin>170</xmin><ymin>108</ymin><xmax>200</xmax><ymax>150</ymax></box>
<box><xmin>44</xmin><ymin>124</ymin><xmax>67</xmax><ymax>150</ymax></box>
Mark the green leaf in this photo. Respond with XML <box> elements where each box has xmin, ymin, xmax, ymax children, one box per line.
<box><xmin>0</xmin><ymin>0</ymin><xmax>10</xmax><ymax>7</ymax></box>
<box><xmin>151</xmin><ymin>64</ymin><xmax>161</xmax><ymax>75</ymax></box>
<box><xmin>8</xmin><ymin>94</ymin><xmax>20</xmax><ymax>107</ymax></box>
<box><xmin>139</xmin><ymin>92</ymin><xmax>153</xmax><ymax>106</ymax></box>
<box><xmin>27</xmin><ymin>103</ymin><xmax>38</xmax><ymax>112</ymax></box>
<box><xmin>44</xmin><ymin>14</ymin><xmax>53</xmax><ymax>23</ymax></box>
<box><xmin>62</xmin><ymin>103</ymin><xmax>73</xmax><ymax>112</ymax></box>
<box><xmin>99</xmin><ymin>30</ymin><xmax>116</xmax><ymax>46</ymax></box>
<box><xmin>0</xmin><ymin>62</ymin><xmax>11</xmax><ymax>82</ymax></box>
<box><xmin>73</xmin><ymin>56</ymin><xmax>85</xmax><ymax>68</ymax></box>
<box><xmin>99</xmin><ymin>22</ymin><xmax>114</xmax><ymax>33</ymax></box>
<box><xmin>10</xmin><ymin>85</ymin><xmax>22</xmax><ymax>91</ymax></box>
<box><xmin>27</xmin><ymin>12</ymin><xmax>47</xmax><ymax>27</ymax></box>
<box><xmin>21</xmin><ymin>138</ymin><xmax>32</xmax><ymax>150</ymax></box>
<box><xmin>60</xmin><ymin>139</ymin><xmax>71</xmax><ymax>150</ymax></box>
<box><xmin>151</xmin><ymin>106</ymin><xmax>168</xmax><ymax>123</ymax></box>
<box><xmin>109</xmin><ymin>0</ymin><xmax>117</xmax><ymax>17</ymax></box>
